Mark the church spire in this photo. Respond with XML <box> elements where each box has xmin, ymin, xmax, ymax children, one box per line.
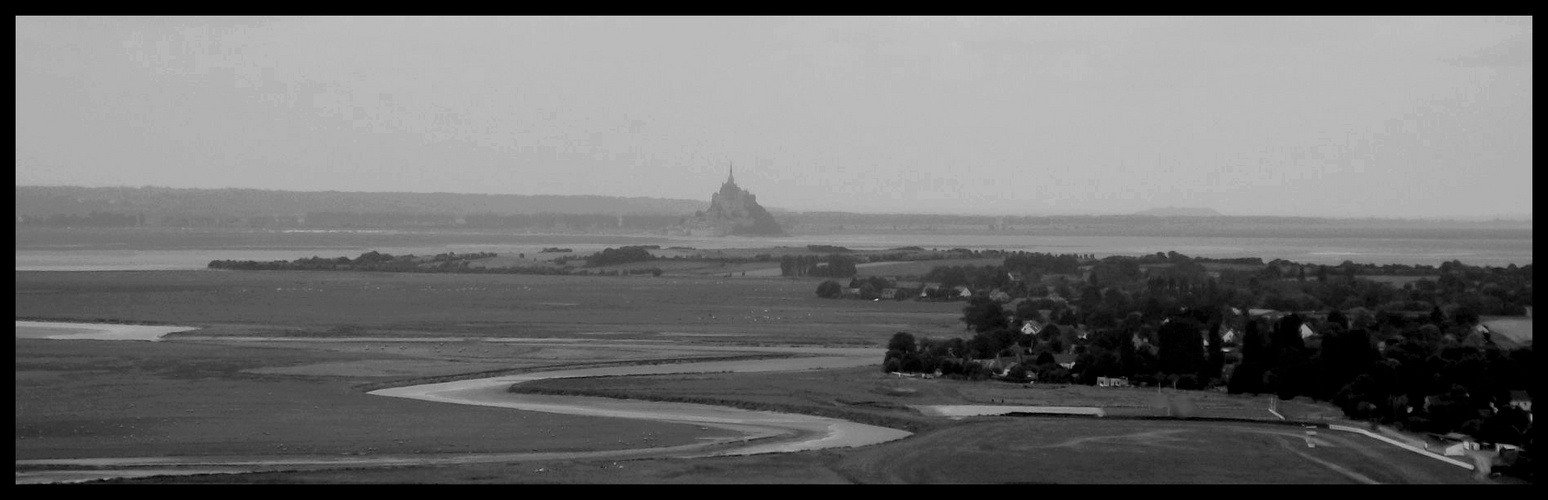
<box><xmin>728</xmin><ymin>162</ymin><xmax>735</xmax><ymax>186</ymax></box>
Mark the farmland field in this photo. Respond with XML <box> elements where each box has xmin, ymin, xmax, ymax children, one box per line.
<box><xmin>14</xmin><ymin>267</ymin><xmax>1504</xmax><ymax>484</ymax></box>
<box><xmin>14</xmin><ymin>270</ymin><xmax>966</xmax><ymax>342</ymax></box>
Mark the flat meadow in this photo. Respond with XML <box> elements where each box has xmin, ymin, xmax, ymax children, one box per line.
<box><xmin>14</xmin><ymin>270</ymin><xmax>965</xmax><ymax>341</ymax></box>
<box><xmin>13</xmin><ymin>267</ymin><xmax>1501</xmax><ymax>483</ymax></box>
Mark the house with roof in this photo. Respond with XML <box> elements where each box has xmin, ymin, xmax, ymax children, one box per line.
<box><xmin>1097</xmin><ymin>376</ymin><xmax>1131</xmax><ymax>388</ymax></box>
<box><xmin>953</xmin><ymin>286</ymin><xmax>973</xmax><ymax>298</ymax></box>
<box><xmin>1220</xmin><ymin>327</ymin><xmax>1239</xmax><ymax>345</ymax></box>
<box><xmin>1020</xmin><ymin>320</ymin><xmax>1043</xmax><ymax>336</ymax></box>
<box><xmin>1443</xmin><ymin>440</ymin><xmax>1482</xmax><ymax>457</ymax></box>
<box><xmin>879</xmin><ymin>288</ymin><xmax>898</xmax><ymax>300</ymax></box>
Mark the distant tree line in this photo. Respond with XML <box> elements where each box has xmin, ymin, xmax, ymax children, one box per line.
<box><xmin>890</xmin><ymin>300</ymin><xmax>1534</xmax><ymax>445</ymax></box>
<box><xmin>584</xmin><ymin>246</ymin><xmax>656</xmax><ymax>267</ymax></box>
<box><xmin>877</xmin><ymin>249</ymin><xmax>1533</xmax><ymax>479</ymax></box>
<box><xmin>209</xmin><ymin>250</ymin><xmax>668</xmax><ymax>277</ymax></box>
<box><xmin>209</xmin><ymin>251</ymin><xmax>497</xmax><ymax>272</ymax></box>
<box><xmin>781</xmin><ymin>254</ymin><xmax>858</xmax><ymax>278</ymax></box>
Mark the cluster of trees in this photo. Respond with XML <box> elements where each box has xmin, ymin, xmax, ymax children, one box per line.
<box><xmin>897</xmin><ymin>297</ymin><xmax>1534</xmax><ymax>449</ymax></box>
<box><xmin>781</xmin><ymin>254</ymin><xmax>858</xmax><ymax>278</ymax></box>
<box><xmin>209</xmin><ymin>251</ymin><xmax>497</xmax><ymax>272</ymax></box>
<box><xmin>815</xmin><ymin>276</ymin><xmax>912</xmax><ymax>300</ymax></box>
<box><xmin>921</xmin><ymin>251</ymin><xmax>1531</xmax><ymax>323</ymax></box>
<box><xmin>1228</xmin><ymin>313</ymin><xmax>1534</xmax><ymax>442</ymax></box>
<box><xmin>816</xmin><ymin>280</ymin><xmax>843</xmax><ymax>299</ymax></box>
<box><xmin>922</xmin><ymin>265</ymin><xmax>1014</xmax><ymax>291</ymax></box>
<box><xmin>209</xmin><ymin>251</ymin><xmax>670</xmax><ymax>277</ymax></box>
<box><xmin>882</xmin><ymin>332</ymin><xmax>1006</xmax><ymax>381</ymax></box>
<box><xmin>1214</xmin><ymin>261</ymin><xmax>1531</xmax><ymax>317</ymax></box>
<box><xmin>584</xmin><ymin>246</ymin><xmax>656</xmax><ymax>266</ymax></box>
<box><xmin>880</xmin><ymin>250</ymin><xmax>1534</xmax><ymax>478</ymax></box>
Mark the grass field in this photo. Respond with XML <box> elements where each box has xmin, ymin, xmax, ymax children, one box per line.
<box><xmin>14</xmin><ymin>336</ymin><xmax>744</xmax><ymax>462</ymax></box>
<box><xmin>14</xmin><ymin>269</ymin><xmax>1499</xmax><ymax>484</ymax></box>
<box><xmin>14</xmin><ymin>270</ymin><xmax>967</xmax><ymax>342</ymax></box>
<box><xmin>95</xmin><ymin>414</ymin><xmax>1482</xmax><ymax>484</ymax></box>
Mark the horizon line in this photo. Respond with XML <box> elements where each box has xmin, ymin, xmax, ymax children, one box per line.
<box><xmin>14</xmin><ymin>184</ymin><xmax>1534</xmax><ymax>223</ymax></box>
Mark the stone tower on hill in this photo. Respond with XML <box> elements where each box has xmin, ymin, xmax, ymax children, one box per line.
<box><xmin>688</xmin><ymin>164</ymin><xmax>785</xmax><ymax>236</ymax></box>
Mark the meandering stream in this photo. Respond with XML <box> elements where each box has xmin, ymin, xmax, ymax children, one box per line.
<box><xmin>15</xmin><ymin>321</ymin><xmax>912</xmax><ymax>484</ymax></box>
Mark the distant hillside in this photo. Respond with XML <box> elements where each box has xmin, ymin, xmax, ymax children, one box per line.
<box><xmin>1134</xmin><ymin>206</ymin><xmax>1222</xmax><ymax>217</ymax></box>
<box><xmin>775</xmin><ymin>211</ymin><xmax>1532</xmax><ymax>240</ymax></box>
<box><xmin>14</xmin><ymin>185</ymin><xmax>707</xmax><ymax>218</ymax></box>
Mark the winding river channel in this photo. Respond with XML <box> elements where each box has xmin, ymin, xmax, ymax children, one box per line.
<box><xmin>15</xmin><ymin>322</ymin><xmax>912</xmax><ymax>484</ymax></box>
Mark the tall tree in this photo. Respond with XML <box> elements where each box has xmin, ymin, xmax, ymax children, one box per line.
<box><xmin>887</xmin><ymin>331</ymin><xmax>917</xmax><ymax>352</ymax></box>
<box><xmin>1268</xmin><ymin>314</ymin><xmax>1310</xmax><ymax>399</ymax></box>
<box><xmin>960</xmin><ymin>296</ymin><xmax>1010</xmax><ymax>333</ymax></box>
<box><xmin>1229</xmin><ymin>319</ymin><xmax>1269</xmax><ymax>394</ymax></box>
<box><xmin>1203</xmin><ymin>321</ymin><xmax>1225</xmax><ymax>383</ymax></box>
<box><xmin>815</xmin><ymin>280</ymin><xmax>842</xmax><ymax>298</ymax></box>
<box><xmin>1158</xmin><ymin>316</ymin><xmax>1206</xmax><ymax>378</ymax></box>
<box><xmin>1326</xmin><ymin>309</ymin><xmax>1348</xmax><ymax>330</ymax></box>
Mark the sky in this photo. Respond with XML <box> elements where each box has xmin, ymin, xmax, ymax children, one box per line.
<box><xmin>14</xmin><ymin>16</ymin><xmax>1533</xmax><ymax>218</ymax></box>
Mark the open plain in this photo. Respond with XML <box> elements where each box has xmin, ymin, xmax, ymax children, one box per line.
<box><xmin>14</xmin><ymin>266</ymin><xmax>1503</xmax><ymax>484</ymax></box>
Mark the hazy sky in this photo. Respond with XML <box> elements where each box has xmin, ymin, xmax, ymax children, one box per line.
<box><xmin>14</xmin><ymin>16</ymin><xmax>1533</xmax><ymax>218</ymax></box>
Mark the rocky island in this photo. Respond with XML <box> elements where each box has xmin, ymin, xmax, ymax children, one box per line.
<box><xmin>680</xmin><ymin>165</ymin><xmax>785</xmax><ymax>236</ymax></box>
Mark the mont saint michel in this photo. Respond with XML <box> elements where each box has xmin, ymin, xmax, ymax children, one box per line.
<box><xmin>15</xmin><ymin>17</ymin><xmax>1531</xmax><ymax>486</ymax></box>
<box><xmin>679</xmin><ymin>165</ymin><xmax>785</xmax><ymax>236</ymax></box>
